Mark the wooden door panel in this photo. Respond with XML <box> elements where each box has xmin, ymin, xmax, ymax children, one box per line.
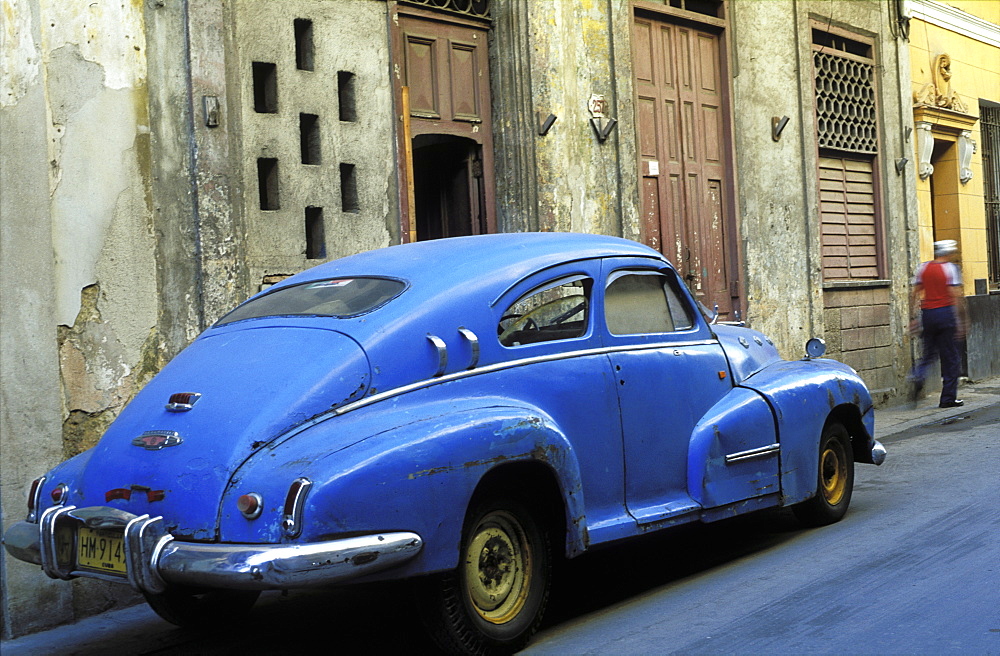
<box><xmin>633</xmin><ymin>12</ymin><xmax>736</xmax><ymax>317</ymax></box>
<box><xmin>448</xmin><ymin>40</ymin><xmax>480</xmax><ymax>122</ymax></box>
<box><xmin>404</xmin><ymin>35</ymin><xmax>439</xmax><ymax>118</ymax></box>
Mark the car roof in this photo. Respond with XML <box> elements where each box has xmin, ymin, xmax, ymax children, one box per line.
<box><xmin>272</xmin><ymin>232</ymin><xmax>665</xmax><ymax>301</ymax></box>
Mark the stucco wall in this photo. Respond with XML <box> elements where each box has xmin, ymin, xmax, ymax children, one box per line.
<box><xmin>492</xmin><ymin>0</ymin><xmax>638</xmax><ymax>237</ymax></box>
<box><xmin>908</xmin><ymin>2</ymin><xmax>1000</xmax><ymax>291</ymax></box>
<box><xmin>231</xmin><ymin>0</ymin><xmax>397</xmax><ymax>292</ymax></box>
<box><xmin>730</xmin><ymin>1</ymin><xmax>918</xmax><ymax>397</ymax></box>
<box><xmin>1</xmin><ymin>0</ymin><xmax>157</xmax><ymax>637</ymax></box>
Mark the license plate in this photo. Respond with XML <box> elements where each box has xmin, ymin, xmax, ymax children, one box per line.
<box><xmin>76</xmin><ymin>527</ymin><xmax>127</xmax><ymax>575</ymax></box>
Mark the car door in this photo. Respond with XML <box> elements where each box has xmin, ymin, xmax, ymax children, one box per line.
<box><xmin>599</xmin><ymin>259</ymin><xmax>733</xmax><ymax>525</ymax></box>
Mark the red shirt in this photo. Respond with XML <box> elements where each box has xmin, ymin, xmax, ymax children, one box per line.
<box><xmin>914</xmin><ymin>260</ymin><xmax>960</xmax><ymax>310</ymax></box>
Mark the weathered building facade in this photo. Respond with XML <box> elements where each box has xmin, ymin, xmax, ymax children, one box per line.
<box><xmin>2</xmin><ymin>0</ymin><xmax>931</xmax><ymax>637</ymax></box>
<box><xmin>906</xmin><ymin>0</ymin><xmax>1000</xmax><ymax>381</ymax></box>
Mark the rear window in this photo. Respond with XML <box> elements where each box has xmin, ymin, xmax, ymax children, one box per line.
<box><xmin>216</xmin><ymin>277</ymin><xmax>405</xmax><ymax>326</ymax></box>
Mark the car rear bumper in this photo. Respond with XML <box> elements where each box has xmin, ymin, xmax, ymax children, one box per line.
<box><xmin>2</xmin><ymin>505</ymin><xmax>422</xmax><ymax>594</ymax></box>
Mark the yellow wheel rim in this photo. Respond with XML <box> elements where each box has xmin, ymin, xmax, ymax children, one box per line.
<box><xmin>463</xmin><ymin>510</ymin><xmax>532</xmax><ymax>625</ymax></box>
<box><xmin>820</xmin><ymin>440</ymin><xmax>847</xmax><ymax>506</ymax></box>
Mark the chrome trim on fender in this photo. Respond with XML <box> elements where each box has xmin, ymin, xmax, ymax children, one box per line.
<box><xmin>157</xmin><ymin>531</ymin><xmax>423</xmax><ymax>590</ymax></box>
<box><xmin>458</xmin><ymin>327</ymin><xmax>480</xmax><ymax>369</ymax></box>
<box><xmin>426</xmin><ymin>334</ymin><xmax>448</xmax><ymax>377</ymax></box>
<box><xmin>281</xmin><ymin>478</ymin><xmax>312</xmax><ymax>539</ymax></box>
<box><xmin>725</xmin><ymin>443</ymin><xmax>780</xmax><ymax>464</ymax></box>
<box><xmin>335</xmin><ymin>339</ymin><xmax>718</xmax><ymax>416</ymax></box>
<box><xmin>27</xmin><ymin>476</ymin><xmax>46</xmax><ymax>522</ymax></box>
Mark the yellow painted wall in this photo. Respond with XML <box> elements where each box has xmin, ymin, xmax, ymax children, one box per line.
<box><xmin>909</xmin><ymin>12</ymin><xmax>999</xmax><ymax>292</ymax></box>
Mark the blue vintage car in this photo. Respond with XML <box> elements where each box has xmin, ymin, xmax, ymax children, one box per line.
<box><xmin>5</xmin><ymin>233</ymin><xmax>884</xmax><ymax>653</ymax></box>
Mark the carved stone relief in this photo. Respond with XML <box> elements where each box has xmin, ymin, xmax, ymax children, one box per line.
<box><xmin>913</xmin><ymin>54</ymin><xmax>968</xmax><ymax>113</ymax></box>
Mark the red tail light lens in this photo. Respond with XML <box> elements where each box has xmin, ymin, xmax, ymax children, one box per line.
<box><xmin>27</xmin><ymin>477</ymin><xmax>43</xmax><ymax>512</ymax></box>
<box><xmin>50</xmin><ymin>484</ymin><xmax>69</xmax><ymax>504</ymax></box>
<box><xmin>237</xmin><ymin>493</ymin><xmax>263</xmax><ymax>519</ymax></box>
<box><xmin>27</xmin><ymin>476</ymin><xmax>45</xmax><ymax>521</ymax></box>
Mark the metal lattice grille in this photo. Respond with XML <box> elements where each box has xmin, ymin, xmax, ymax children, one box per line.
<box><xmin>814</xmin><ymin>51</ymin><xmax>878</xmax><ymax>154</ymax></box>
<box><xmin>401</xmin><ymin>0</ymin><xmax>490</xmax><ymax>19</ymax></box>
<box><xmin>982</xmin><ymin>102</ymin><xmax>1000</xmax><ymax>288</ymax></box>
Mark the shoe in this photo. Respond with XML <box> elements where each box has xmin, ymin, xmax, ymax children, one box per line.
<box><xmin>939</xmin><ymin>399</ymin><xmax>964</xmax><ymax>408</ymax></box>
<box><xmin>908</xmin><ymin>380</ymin><xmax>924</xmax><ymax>403</ymax></box>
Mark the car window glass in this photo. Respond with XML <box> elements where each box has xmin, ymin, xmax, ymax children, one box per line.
<box><xmin>499</xmin><ymin>277</ymin><xmax>590</xmax><ymax>347</ymax></box>
<box><xmin>605</xmin><ymin>270</ymin><xmax>694</xmax><ymax>335</ymax></box>
<box><xmin>216</xmin><ymin>277</ymin><xmax>405</xmax><ymax>325</ymax></box>
<box><xmin>664</xmin><ymin>272</ymin><xmax>695</xmax><ymax>330</ymax></box>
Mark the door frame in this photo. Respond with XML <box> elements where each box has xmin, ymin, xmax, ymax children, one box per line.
<box><xmin>389</xmin><ymin>2</ymin><xmax>496</xmax><ymax>243</ymax></box>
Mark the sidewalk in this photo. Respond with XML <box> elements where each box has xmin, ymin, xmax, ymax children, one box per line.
<box><xmin>2</xmin><ymin>377</ymin><xmax>998</xmax><ymax>654</ymax></box>
<box><xmin>875</xmin><ymin>375</ymin><xmax>1000</xmax><ymax>441</ymax></box>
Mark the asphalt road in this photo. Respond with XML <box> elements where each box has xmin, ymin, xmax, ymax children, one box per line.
<box><xmin>5</xmin><ymin>403</ymin><xmax>998</xmax><ymax>655</ymax></box>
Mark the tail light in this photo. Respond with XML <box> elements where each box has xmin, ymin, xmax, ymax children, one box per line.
<box><xmin>50</xmin><ymin>484</ymin><xmax>69</xmax><ymax>505</ymax></box>
<box><xmin>26</xmin><ymin>476</ymin><xmax>45</xmax><ymax>522</ymax></box>
<box><xmin>237</xmin><ymin>493</ymin><xmax>263</xmax><ymax>519</ymax></box>
<box><xmin>281</xmin><ymin>478</ymin><xmax>312</xmax><ymax>538</ymax></box>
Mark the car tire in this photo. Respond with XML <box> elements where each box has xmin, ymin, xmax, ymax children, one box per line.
<box><xmin>143</xmin><ymin>586</ymin><xmax>260</xmax><ymax>627</ymax></box>
<box><xmin>793</xmin><ymin>421</ymin><xmax>855</xmax><ymax>527</ymax></box>
<box><xmin>421</xmin><ymin>498</ymin><xmax>552</xmax><ymax>655</ymax></box>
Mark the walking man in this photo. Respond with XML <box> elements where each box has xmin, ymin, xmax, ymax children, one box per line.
<box><xmin>909</xmin><ymin>239</ymin><xmax>967</xmax><ymax>408</ymax></box>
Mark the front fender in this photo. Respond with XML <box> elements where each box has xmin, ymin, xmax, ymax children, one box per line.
<box><xmin>739</xmin><ymin>359</ymin><xmax>875</xmax><ymax>505</ymax></box>
<box><xmin>221</xmin><ymin>396</ymin><xmax>586</xmax><ymax>578</ymax></box>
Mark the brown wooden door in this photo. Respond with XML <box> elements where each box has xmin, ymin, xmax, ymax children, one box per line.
<box><xmin>634</xmin><ymin>13</ymin><xmax>736</xmax><ymax>318</ymax></box>
<box><xmin>394</xmin><ymin>9</ymin><xmax>495</xmax><ymax>240</ymax></box>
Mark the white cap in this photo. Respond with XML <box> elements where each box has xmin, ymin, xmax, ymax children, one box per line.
<box><xmin>934</xmin><ymin>239</ymin><xmax>958</xmax><ymax>256</ymax></box>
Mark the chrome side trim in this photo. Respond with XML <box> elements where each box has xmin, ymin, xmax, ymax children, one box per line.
<box><xmin>157</xmin><ymin>531</ymin><xmax>423</xmax><ymax>590</ymax></box>
<box><xmin>458</xmin><ymin>327</ymin><xmax>480</xmax><ymax>369</ymax></box>
<box><xmin>281</xmin><ymin>478</ymin><xmax>312</xmax><ymax>539</ymax></box>
<box><xmin>725</xmin><ymin>443</ymin><xmax>780</xmax><ymax>464</ymax></box>
<box><xmin>336</xmin><ymin>339</ymin><xmax>717</xmax><ymax>416</ymax></box>
<box><xmin>427</xmin><ymin>334</ymin><xmax>448</xmax><ymax>377</ymax></box>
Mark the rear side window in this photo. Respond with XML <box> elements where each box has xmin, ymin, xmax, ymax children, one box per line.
<box><xmin>605</xmin><ymin>270</ymin><xmax>693</xmax><ymax>335</ymax></box>
<box><xmin>216</xmin><ymin>277</ymin><xmax>405</xmax><ymax>325</ymax></box>
<box><xmin>499</xmin><ymin>277</ymin><xmax>591</xmax><ymax>347</ymax></box>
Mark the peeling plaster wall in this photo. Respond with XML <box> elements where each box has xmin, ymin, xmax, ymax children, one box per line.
<box><xmin>1</xmin><ymin>0</ymin><xmax>156</xmax><ymax>638</ymax></box>
<box><xmin>521</xmin><ymin>0</ymin><xmax>634</xmax><ymax>236</ymax></box>
<box><xmin>731</xmin><ymin>0</ymin><xmax>917</xmax><ymax>398</ymax></box>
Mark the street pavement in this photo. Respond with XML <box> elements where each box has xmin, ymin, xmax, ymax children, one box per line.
<box><xmin>2</xmin><ymin>376</ymin><xmax>997</xmax><ymax>655</ymax></box>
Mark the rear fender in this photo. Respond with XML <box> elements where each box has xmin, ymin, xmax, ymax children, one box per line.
<box><xmin>739</xmin><ymin>359</ymin><xmax>874</xmax><ymax>505</ymax></box>
<box><xmin>222</xmin><ymin>398</ymin><xmax>586</xmax><ymax>576</ymax></box>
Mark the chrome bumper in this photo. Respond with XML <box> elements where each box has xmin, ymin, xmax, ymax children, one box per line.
<box><xmin>2</xmin><ymin>506</ymin><xmax>422</xmax><ymax>595</ymax></box>
<box><xmin>871</xmin><ymin>440</ymin><xmax>887</xmax><ymax>466</ymax></box>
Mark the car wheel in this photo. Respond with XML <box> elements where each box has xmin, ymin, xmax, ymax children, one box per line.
<box><xmin>422</xmin><ymin>498</ymin><xmax>551</xmax><ymax>655</ymax></box>
<box><xmin>793</xmin><ymin>421</ymin><xmax>855</xmax><ymax>527</ymax></box>
<box><xmin>143</xmin><ymin>586</ymin><xmax>260</xmax><ymax>627</ymax></box>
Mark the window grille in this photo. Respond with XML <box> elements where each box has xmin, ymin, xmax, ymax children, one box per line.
<box><xmin>813</xmin><ymin>50</ymin><xmax>878</xmax><ymax>154</ymax></box>
<box><xmin>401</xmin><ymin>0</ymin><xmax>490</xmax><ymax>20</ymax></box>
<box><xmin>982</xmin><ymin>102</ymin><xmax>1000</xmax><ymax>289</ymax></box>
